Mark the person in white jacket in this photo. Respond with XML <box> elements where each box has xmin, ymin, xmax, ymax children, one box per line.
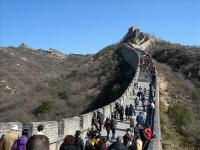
<box><xmin>36</xmin><ymin>124</ymin><xmax>44</xmax><ymax>135</ymax></box>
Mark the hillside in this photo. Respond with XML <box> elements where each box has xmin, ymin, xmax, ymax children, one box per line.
<box><xmin>146</xmin><ymin>42</ymin><xmax>200</xmax><ymax>150</ymax></box>
<box><xmin>0</xmin><ymin>43</ymin><xmax>134</xmax><ymax>122</ymax></box>
<box><xmin>148</xmin><ymin>41</ymin><xmax>200</xmax><ymax>87</ymax></box>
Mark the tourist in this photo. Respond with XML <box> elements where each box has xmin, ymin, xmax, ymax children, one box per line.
<box><xmin>85</xmin><ymin>132</ymin><xmax>97</xmax><ymax>150</ymax></box>
<box><xmin>123</xmin><ymin>128</ymin><xmax>134</xmax><ymax>147</ymax></box>
<box><xmin>110</xmin><ymin>116</ymin><xmax>117</xmax><ymax>139</ymax></box>
<box><xmin>95</xmin><ymin>135</ymin><xmax>101</xmax><ymax>150</ymax></box>
<box><xmin>108</xmin><ymin>136</ymin><xmax>127</xmax><ymax>150</ymax></box>
<box><xmin>2</xmin><ymin>125</ymin><xmax>19</xmax><ymax>150</ymax></box>
<box><xmin>134</xmin><ymin>124</ymin><xmax>140</xmax><ymax>136</ymax></box>
<box><xmin>97</xmin><ymin>111</ymin><xmax>104</xmax><ymax>134</ymax></box>
<box><xmin>135</xmin><ymin>134</ymin><xmax>143</xmax><ymax>150</ymax></box>
<box><xmin>75</xmin><ymin>130</ymin><xmax>84</xmax><ymax>150</ymax></box>
<box><xmin>143</xmin><ymin>99</ymin><xmax>148</xmax><ymax>111</ymax></box>
<box><xmin>150</xmin><ymin>102</ymin><xmax>155</xmax><ymax>115</ymax></box>
<box><xmin>12</xmin><ymin>128</ymin><xmax>29</xmax><ymax>150</ymax></box>
<box><xmin>135</xmin><ymin>97</ymin><xmax>139</xmax><ymax>110</ymax></box>
<box><xmin>59</xmin><ymin>135</ymin><xmax>76</xmax><ymax>150</ymax></box>
<box><xmin>119</xmin><ymin>105</ymin><xmax>124</xmax><ymax>122</ymax></box>
<box><xmin>129</xmin><ymin>104</ymin><xmax>136</xmax><ymax>118</ymax></box>
<box><xmin>0</xmin><ymin>134</ymin><xmax>5</xmax><ymax>150</ymax></box>
<box><xmin>143</xmin><ymin>125</ymin><xmax>153</xmax><ymax>149</ymax></box>
<box><xmin>100</xmin><ymin>136</ymin><xmax>110</xmax><ymax>150</ymax></box>
<box><xmin>115</xmin><ymin>102</ymin><xmax>120</xmax><ymax>118</ymax></box>
<box><xmin>92</xmin><ymin>112</ymin><xmax>99</xmax><ymax>131</ymax></box>
<box><xmin>138</xmin><ymin>125</ymin><xmax>148</xmax><ymax>147</ymax></box>
<box><xmin>125</xmin><ymin>106</ymin><xmax>129</xmax><ymax>120</ymax></box>
<box><xmin>87</xmin><ymin>127</ymin><xmax>98</xmax><ymax>139</ymax></box>
<box><xmin>26</xmin><ymin>135</ymin><xmax>49</xmax><ymax>150</ymax></box>
<box><xmin>129</xmin><ymin>116</ymin><xmax>135</xmax><ymax>132</ymax></box>
<box><xmin>36</xmin><ymin>124</ymin><xmax>44</xmax><ymax>135</ymax></box>
<box><xmin>104</xmin><ymin>118</ymin><xmax>111</xmax><ymax>139</ymax></box>
<box><xmin>136</xmin><ymin>112</ymin><xmax>145</xmax><ymax>125</ymax></box>
<box><xmin>143</xmin><ymin>110</ymin><xmax>147</xmax><ymax>123</ymax></box>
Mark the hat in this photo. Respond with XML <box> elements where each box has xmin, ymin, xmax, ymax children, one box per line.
<box><xmin>11</xmin><ymin>125</ymin><xmax>19</xmax><ymax>131</ymax></box>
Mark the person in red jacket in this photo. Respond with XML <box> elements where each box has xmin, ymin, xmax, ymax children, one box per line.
<box><xmin>144</xmin><ymin>125</ymin><xmax>153</xmax><ymax>141</ymax></box>
<box><xmin>143</xmin><ymin>125</ymin><xmax>153</xmax><ymax>149</ymax></box>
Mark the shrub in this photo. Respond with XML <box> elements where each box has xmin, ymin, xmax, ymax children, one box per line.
<box><xmin>34</xmin><ymin>101</ymin><xmax>54</xmax><ymax>115</ymax></box>
<box><xmin>168</xmin><ymin>103</ymin><xmax>191</xmax><ymax>131</ymax></box>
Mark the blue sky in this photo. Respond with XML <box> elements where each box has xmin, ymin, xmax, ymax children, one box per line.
<box><xmin>0</xmin><ymin>0</ymin><xmax>200</xmax><ymax>54</ymax></box>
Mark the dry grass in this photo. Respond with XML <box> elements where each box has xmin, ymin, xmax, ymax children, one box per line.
<box><xmin>0</xmin><ymin>44</ymin><xmax>134</xmax><ymax>122</ymax></box>
<box><xmin>156</xmin><ymin>62</ymin><xmax>200</xmax><ymax>150</ymax></box>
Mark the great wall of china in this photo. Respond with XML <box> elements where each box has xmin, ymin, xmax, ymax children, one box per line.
<box><xmin>0</xmin><ymin>30</ymin><xmax>162</xmax><ymax>150</ymax></box>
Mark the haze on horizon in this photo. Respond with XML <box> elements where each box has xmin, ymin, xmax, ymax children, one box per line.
<box><xmin>0</xmin><ymin>0</ymin><xmax>200</xmax><ymax>54</ymax></box>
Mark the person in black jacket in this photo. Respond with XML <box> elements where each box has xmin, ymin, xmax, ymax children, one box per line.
<box><xmin>119</xmin><ymin>105</ymin><xmax>124</xmax><ymax>122</ymax></box>
<box><xmin>125</xmin><ymin>106</ymin><xmax>129</xmax><ymax>120</ymax></box>
<box><xmin>110</xmin><ymin>117</ymin><xmax>117</xmax><ymax>139</ymax></box>
<box><xmin>138</xmin><ymin>125</ymin><xmax>148</xmax><ymax>149</ymax></box>
<box><xmin>108</xmin><ymin>136</ymin><xmax>128</xmax><ymax>150</ymax></box>
<box><xmin>97</xmin><ymin>111</ymin><xmax>104</xmax><ymax>133</ymax></box>
<box><xmin>129</xmin><ymin>104</ymin><xmax>136</xmax><ymax>117</ymax></box>
<box><xmin>75</xmin><ymin>130</ymin><xmax>84</xmax><ymax>150</ymax></box>
<box><xmin>104</xmin><ymin>118</ymin><xmax>111</xmax><ymax>139</ymax></box>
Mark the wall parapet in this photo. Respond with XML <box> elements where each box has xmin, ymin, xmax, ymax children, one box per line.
<box><xmin>147</xmin><ymin>65</ymin><xmax>162</xmax><ymax>150</ymax></box>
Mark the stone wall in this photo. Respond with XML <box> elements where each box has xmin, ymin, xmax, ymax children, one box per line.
<box><xmin>128</xmin><ymin>39</ymin><xmax>151</xmax><ymax>51</ymax></box>
<box><xmin>147</xmin><ymin>65</ymin><xmax>162</xmax><ymax>150</ymax></box>
<box><xmin>60</xmin><ymin>117</ymin><xmax>80</xmax><ymax>136</ymax></box>
<box><xmin>28</xmin><ymin>121</ymin><xmax>58</xmax><ymax>143</ymax></box>
<box><xmin>122</xmin><ymin>44</ymin><xmax>139</xmax><ymax>70</ymax></box>
<box><xmin>0</xmin><ymin>45</ymin><xmax>140</xmax><ymax>150</ymax></box>
<box><xmin>127</xmin><ymin>42</ymin><xmax>162</xmax><ymax>150</ymax></box>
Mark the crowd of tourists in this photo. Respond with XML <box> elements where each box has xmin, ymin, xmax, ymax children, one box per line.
<box><xmin>0</xmin><ymin>124</ymin><xmax>48</xmax><ymax>150</ymax></box>
<box><xmin>0</xmin><ymin>123</ymin><xmax>152</xmax><ymax>150</ymax></box>
<box><xmin>0</xmin><ymin>51</ymin><xmax>156</xmax><ymax>150</ymax></box>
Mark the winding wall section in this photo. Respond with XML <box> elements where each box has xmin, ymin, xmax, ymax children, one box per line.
<box><xmin>0</xmin><ymin>44</ymin><xmax>161</xmax><ymax>150</ymax></box>
<box><xmin>0</xmin><ymin>45</ymin><xmax>140</xmax><ymax>150</ymax></box>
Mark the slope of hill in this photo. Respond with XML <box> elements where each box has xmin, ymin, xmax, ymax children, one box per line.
<box><xmin>156</xmin><ymin>62</ymin><xmax>200</xmax><ymax>150</ymax></box>
<box><xmin>0</xmin><ymin>43</ymin><xmax>134</xmax><ymax>122</ymax></box>
<box><xmin>148</xmin><ymin>41</ymin><xmax>200</xmax><ymax>87</ymax></box>
<box><xmin>146</xmin><ymin>41</ymin><xmax>200</xmax><ymax>150</ymax></box>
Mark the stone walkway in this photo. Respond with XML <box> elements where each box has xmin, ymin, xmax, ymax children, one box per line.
<box><xmin>100</xmin><ymin>69</ymin><xmax>152</xmax><ymax>142</ymax></box>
